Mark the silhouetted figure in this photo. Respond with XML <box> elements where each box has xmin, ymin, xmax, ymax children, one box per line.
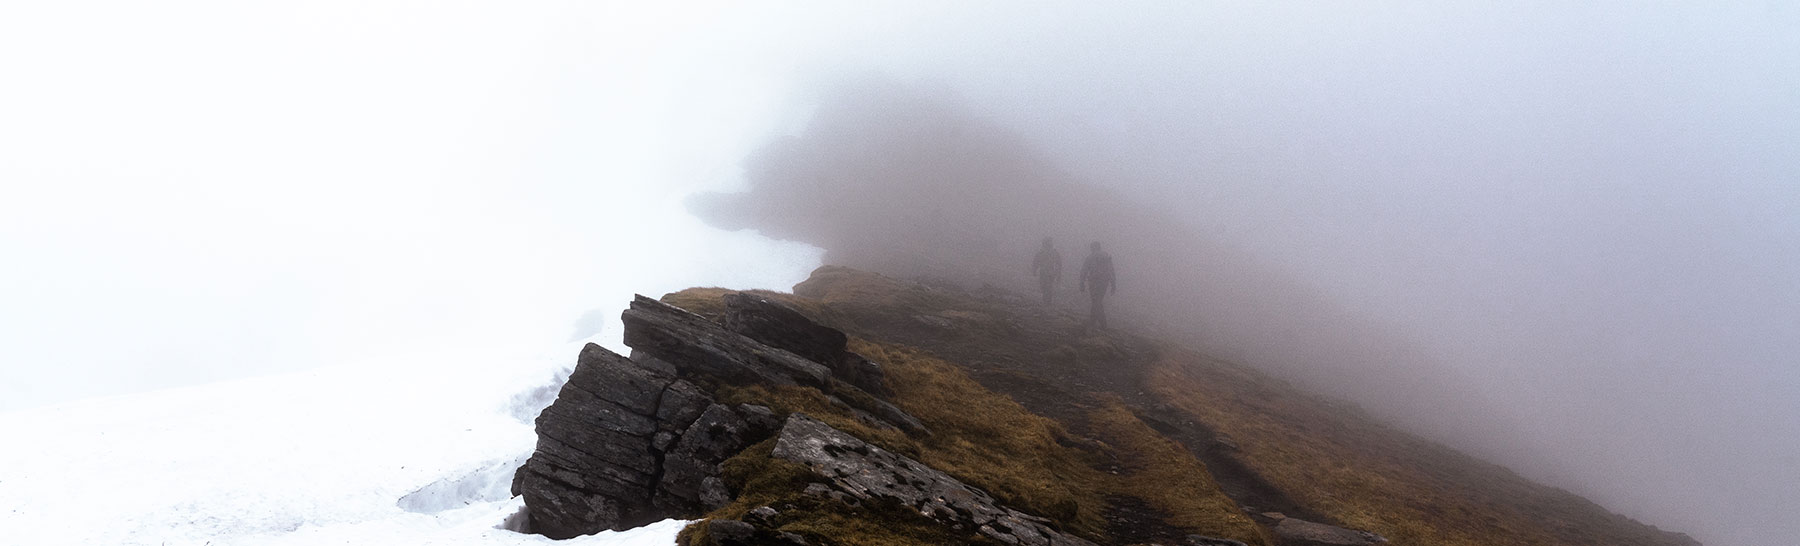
<box><xmin>1079</xmin><ymin>241</ymin><xmax>1116</xmax><ymax>329</ymax></box>
<box><xmin>1031</xmin><ymin>238</ymin><xmax>1062</xmax><ymax>305</ymax></box>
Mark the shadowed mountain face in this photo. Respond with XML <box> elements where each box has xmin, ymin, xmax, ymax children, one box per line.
<box><xmin>690</xmin><ymin>80</ymin><xmax>1533</xmax><ymax>466</ymax></box>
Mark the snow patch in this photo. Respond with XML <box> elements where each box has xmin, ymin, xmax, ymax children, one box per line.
<box><xmin>0</xmin><ymin>342</ymin><xmax>676</xmax><ymax>545</ymax></box>
<box><xmin>508</xmin><ymin>364</ymin><xmax>573</xmax><ymax>423</ymax></box>
<box><xmin>398</xmin><ymin>454</ymin><xmax>530</xmax><ymax>514</ymax></box>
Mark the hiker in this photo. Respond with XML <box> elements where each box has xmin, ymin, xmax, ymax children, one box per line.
<box><xmin>1078</xmin><ymin>241</ymin><xmax>1116</xmax><ymax>329</ymax></box>
<box><xmin>1031</xmin><ymin>237</ymin><xmax>1062</xmax><ymax>305</ymax></box>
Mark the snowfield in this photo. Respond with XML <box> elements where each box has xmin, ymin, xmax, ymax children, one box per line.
<box><xmin>0</xmin><ymin>341</ymin><xmax>683</xmax><ymax>546</ymax></box>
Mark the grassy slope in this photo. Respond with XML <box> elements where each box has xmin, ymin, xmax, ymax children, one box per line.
<box><xmin>1147</xmin><ymin>348</ymin><xmax>1692</xmax><ymax>546</ymax></box>
<box><xmin>663</xmin><ymin>286</ymin><xmax>1267</xmax><ymax>546</ymax></box>
<box><xmin>661</xmin><ymin>267</ymin><xmax>1693</xmax><ymax>546</ymax></box>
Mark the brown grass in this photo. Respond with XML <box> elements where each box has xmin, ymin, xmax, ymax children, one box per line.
<box><xmin>681</xmin><ymin>328</ymin><xmax>1277</xmax><ymax>544</ymax></box>
<box><xmin>1143</xmin><ymin>345</ymin><xmax>1696</xmax><ymax>546</ymax></box>
<box><xmin>1085</xmin><ymin>397</ymin><xmax>1269</xmax><ymax>544</ymax></box>
<box><xmin>657</xmin><ymin>287</ymin><xmax>736</xmax><ymax>320</ymax></box>
<box><xmin>855</xmin><ymin>339</ymin><xmax>1108</xmax><ymax>537</ymax></box>
<box><xmin>698</xmin><ymin>336</ymin><xmax>1111</xmax><ymax>542</ymax></box>
<box><xmin>715</xmin><ymin>383</ymin><xmax>921</xmax><ymax>459</ymax></box>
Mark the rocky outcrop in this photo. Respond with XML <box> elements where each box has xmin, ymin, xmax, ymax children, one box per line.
<box><xmin>627</xmin><ymin>293</ymin><xmax>923</xmax><ymax>434</ymax></box>
<box><xmin>516</xmin><ymin>293</ymin><xmax>928</xmax><ymax>539</ymax></box>
<box><xmin>653</xmin><ymin>403</ymin><xmax>774</xmax><ymax>515</ymax></box>
<box><xmin>722</xmin><ymin>292</ymin><xmax>889</xmax><ymax>395</ymax></box>
<box><xmin>512</xmin><ymin>342</ymin><xmax>776</xmax><ymax>539</ymax></box>
<box><xmin>622</xmin><ymin>295</ymin><xmax>832</xmax><ymax>388</ymax></box>
<box><xmin>770</xmin><ymin>413</ymin><xmax>1097</xmax><ymax>546</ymax></box>
<box><xmin>1185</xmin><ymin>535</ymin><xmax>1251</xmax><ymax>546</ymax></box>
<box><xmin>1253</xmin><ymin>513</ymin><xmax>1386</xmax><ymax>546</ymax></box>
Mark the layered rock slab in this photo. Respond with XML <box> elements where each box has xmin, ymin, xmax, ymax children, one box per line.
<box><xmin>512</xmin><ymin>343</ymin><xmax>769</xmax><ymax>539</ymax></box>
<box><xmin>626</xmin><ymin>293</ymin><xmax>923</xmax><ymax>434</ymax></box>
<box><xmin>516</xmin><ymin>293</ymin><xmax>937</xmax><ymax>540</ymax></box>
<box><xmin>722</xmin><ymin>292</ymin><xmax>889</xmax><ymax>395</ymax></box>
<box><xmin>622</xmin><ymin>295</ymin><xmax>831</xmax><ymax>388</ymax></box>
<box><xmin>1254</xmin><ymin>513</ymin><xmax>1387</xmax><ymax>546</ymax></box>
<box><xmin>770</xmin><ymin>413</ymin><xmax>1097</xmax><ymax>546</ymax></box>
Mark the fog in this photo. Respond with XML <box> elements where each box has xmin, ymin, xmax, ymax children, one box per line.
<box><xmin>697</xmin><ymin>4</ymin><xmax>1797</xmax><ymax>546</ymax></box>
<box><xmin>4</xmin><ymin>3</ymin><xmax>1796</xmax><ymax>546</ymax></box>
<box><xmin>0</xmin><ymin>2</ymin><xmax>827</xmax><ymax>410</ymax></box>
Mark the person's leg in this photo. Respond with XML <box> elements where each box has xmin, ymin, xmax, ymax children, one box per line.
<box><xmin>1089</xmin><ymin>291</ymin><xmax>1107</xmax><ymax>329</ymax></box>
<box><xmin>1040</xmin><ymin>277</ymin><xmax>1054</xmax><ymax>305</ymax></box>
<box><xmin>1087</xmin><ymin>295</ymin><xmax>1101</xmax><ymax>329</ymax></box>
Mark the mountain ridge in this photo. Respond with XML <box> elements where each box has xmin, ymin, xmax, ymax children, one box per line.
<box><xmin>511</xmin><ymin>265</ymin><xmax>1699</xmax><ymax>546</ymax></box>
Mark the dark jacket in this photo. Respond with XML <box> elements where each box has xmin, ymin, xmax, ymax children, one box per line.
<box><xmin>1079</xmin><ymin>251</ymin><xmax>1115</xmax><ymax>294</ymax></box>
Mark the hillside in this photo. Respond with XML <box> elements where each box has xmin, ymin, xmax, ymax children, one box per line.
<box><xmin>511</xmin><ymin>265</ymin><xmax>1698</xmax><ymax>546</ymax></box>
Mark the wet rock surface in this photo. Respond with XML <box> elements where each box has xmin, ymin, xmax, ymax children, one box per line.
<box><xmin>1185</xmin><ymin>535</ymin><xmax>1251</xmax><ymax>546</ymax></box>
<box><xmin>770</xmin><ymin>413</ymin><xmax>1098</xmax><ymax>546</ymax></box>
<box><xmin>1253</xmin><ymin>513</ymin><xmax>1386</xmax><ymax>546</ymax></box>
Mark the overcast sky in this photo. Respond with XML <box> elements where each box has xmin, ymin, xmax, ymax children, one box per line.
<box><xmin>2</xmin><ymin>3</ymin><xmax>1795</xmax><ymax>546</ymax></box>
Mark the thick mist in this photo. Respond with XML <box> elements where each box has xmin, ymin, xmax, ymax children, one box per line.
<box><xmin>695</xmin><ymin>81</ymin><xmax>1532</xmax><ymax>463</ymax></box>
<box><xmin>5</xmin><ymin>3</ymin><xmax>1795</xmax><ymax>546</ymax></box>
<box><xmin>691</xmin><ymin>5</ymin><xmax>1799</xmax><ymax>546</ymax></box>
